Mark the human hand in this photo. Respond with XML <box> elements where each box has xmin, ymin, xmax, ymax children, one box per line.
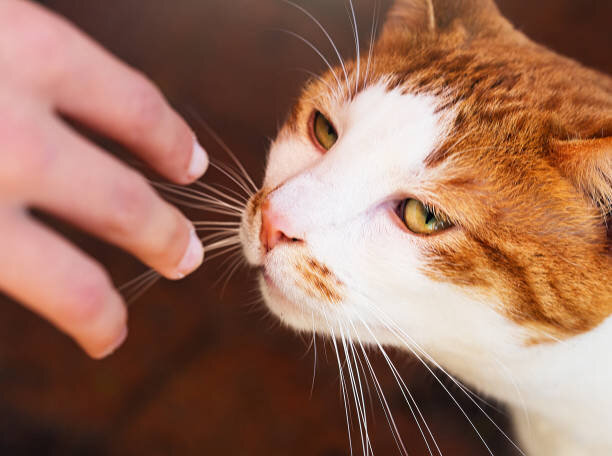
<box><xmin>0</xmin><ymin>0</ymin><xmax>207</xmax><ymax>358</ymax></box>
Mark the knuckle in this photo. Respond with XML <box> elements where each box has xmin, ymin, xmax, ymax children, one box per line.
<box><xmin>104</xmin><ymin>173</ymin><xmax>154</xmax><ymax>239</ymax></box>
<box><xmin>28</xmin><ymin>22</ymin><xmax>64</xmax><ymax>60</ymax></box>
<box><xmin>20</xmin><ymin>142</ymin><xmax>59</xmax><ymax>181</ymax></box>
<box><xmin>0</xmin><ymin>115</ymin><xmax>55</xmax><ymax>188</ymax></box>
<box><xmin>2</xmin><ymin>3</ymin><xmax>68</xmax><ymax>80</ymax></box>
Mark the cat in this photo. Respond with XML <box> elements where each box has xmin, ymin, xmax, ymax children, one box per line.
<box><xmin>238</xmin><ymin>0</ymin><xmax>612</xmax><ymax>454</ymax></box>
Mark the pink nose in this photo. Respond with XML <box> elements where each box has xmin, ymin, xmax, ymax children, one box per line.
<box><xmin>260</xmin><ymin>197</ymin><xmax>301</xmax><ymax>252</ymax></box>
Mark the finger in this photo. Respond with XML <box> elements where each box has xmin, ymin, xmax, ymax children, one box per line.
<box><xmin>15</xmin><ymin>116</ymin><xmax>204</xmax><ymax>280</ymax></box>
<box><xmin>0</xmin><ymin>208</ymin><xmax>127</xmax><ymax>359</ymax></box>
<box><xmin>5</xmin><ymin>1</ymin><xmax>208</xmax><ymax>184</ymax></box>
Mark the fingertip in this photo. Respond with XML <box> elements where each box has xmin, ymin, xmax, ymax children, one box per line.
<box><xmin>90</xmin><ymin>325</ymin><xmax>128</xmax><ymax>360</ymax></box>
<box><xmin>172</xmin><ymin>227</ymin><xmax>204</xmax><ymax>280</ymax></box>
<box><xmin>79</xmin><ymin>288</ymin><xmax>129</xmax><ymax>360</ymax></box>
<box><xmin>186</xmin><ymin>137</ymin><xmax>209</xmax><ymax>182</ymax></box>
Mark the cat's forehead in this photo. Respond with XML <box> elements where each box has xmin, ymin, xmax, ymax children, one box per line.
<box><xmin>327</xmin><ymin>83</ymin><xmax>448</xmax><ymax>172</ymax></box>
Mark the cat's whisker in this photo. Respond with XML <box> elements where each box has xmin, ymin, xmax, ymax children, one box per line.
<box><xmin>194</xmin><ymin>180</ymin><xmax>250</xmax><ymax>206</ymax></box>
<box><xmin>215</xmin><ymin>257</ymin><xmax>242</xmax><ymax>293</ymax></box>
<box><xmin>200</xmin><ymin>232</ymin><xmax>239</xmax><ymax>246</ymax></box>
<box><xmin>120</xmin><ymin>120</ymin><xmax>252</xmax><ymax>307</ymax></box>
<box><xmin>202</xmin><ymin>244</ymin><xmax>242</xmax><ymax>264</ymax></box>
<box><xmin>352</xmin><ymin>326</ymin><xmax>410</xmax><ymax>456</ymax></box>
<box><xmin>310</xmin><ymin>313</ymin><xmax>318</xmax><ymax>399</ymax></box>
<box><xmin>339</xmin><ymin>322</ymin><xmax>370</xmax><ymax>456</ymax></box>
<box><xmin>351</xmin><ymin>337</ymin><xmax>378</xmax><ymax>435</ymax></box>
<box><xmin>338</xmin><ymin>324</ymin><xmax>363</xmax><ymax>453</ymax></box>
<box><xmin>119</xmin><ymin>268</ymin><xmax>158</xmax><ymax>293</ymax></box>
<box><xmin>120</xmin><ymin>269</ymin><xmax>157</xmax><ymax>293</ymax></box>
<box><xmin>281</xmin><ymin>0</ymin><xmax>349</xmax><ymax>98</ymax></box>
<box><xmin>196</xmin><ymin>223</ymin><xmax>239</xmax><ymax>235</ymax></box>
<box><xmin>490</xmin><ymin>355</ymin><xmax>531</xmax><ymax>431</ymax></box>
<box><xmin>289</xmin><ymin>67</ymin><xmax>342</xmax><ymax>101</ymax></box>
<box><xmin>162</xmin><ymin>195</ymin><xmax>243</xmax><ymax>217</ymax></box>
<box><xmin>273</xmin><ymin>28</ymin><xmax>346</xmax><ymax>100</ymax></box>
<box><xmin>185</xmin><ymin>109</ymin><xmax>258</xmax><ymax>194</ymax></box>
<box><xmin>164</xmin><ymin>195</ymin><xmax>242</xmax><ymax>217</ymax></box>
<box><xmin>127</xmin><ymin>273</ymin><xmax>162</xmax><ymax>305</ymax></box>
<box><xmin>190</xmin><ymin>180</ymin><xmax>250</xmax><ymax>208</ymax></box>
<box><xmin>348</xmin><ymin>315</ymin><xmax>442</xmax><ymax>456</ymax></box>
<box><xmin>210</xmin><ymin>160</ymin><xmax>255</xmax><ymax>199</ymax></box>
<box><xmin>193</xmin><ymin>221</ymin><xmax>241</xmax><ymax>227</ymax></box>
<box><xmin>209</xmin><ymin>156</ymin><xmax>253</xmax><ymax>191</ymax></box>
<box><xmin>368</xmin><ymin>313</ymin><xmax>494</xmax><ymax>455</ymax></box>
<box><xmin>346</xmin><ymin>328</ymin><xmax>376</xmax><ymax>455</ymax></box>
<box><xmin>218</xmin><ymin>253</ymin><xmax>246</xmax><ymax>296</ymax></box>
<box><xmin>152</xmin><ymin>182</ymin><xmax>244</xmax><ymax>214</ymax></box>
<box><xmin>204</xmin><ymin>244</ymin><xmax>242</xmax><ymax>261</ymax></box>
<box><xmin>345</xmin><ymin>282</ymin><xmax>495</xmax><ymax>409</ymax></box>
<box><xmin>120</xmin><ymin>269</ymin><xmax>161</xmax><ymax>305</ymax></box>
<box><xmin>202</xmin><ymin>235</ymin><xmax>241</xmax><ymax>252</ymax></box>
<box><xmin>302</xmin><ymin>91</ymin><xmax>338</xmax><ymax>107</ymax></box>
<box><xmin>351</xmin><ymin>343</ymin><xmax>376</xmax><ymax>455</ymax></box>
<box><xmin>217</xmin><ymin>244</ymin><xmax>244</xmax><ymax>269</ymax></box>
<box><xmin>154</xmin><ymin>190</ymin><xmax>243</xmax><ymax>216</ymax></box>
<box><xmin>322</xmin><ymin>310</ymin><xmax>355</xmax><ymax>456</ymax></box>
<box><xmin>365</xmin><ymin>306</ymin><xmax>526</xmax><ymax>456</ymax></box>
<box><xmin>161</xmin><ymin>180</ymin><xmax>246</xmax><ymax>207</ymax></box>
<box><xmin>364</xmin><ymin>0</ymin><xmax>381</xmax><ymax>88</ymax></box>
<box><xmin>195</xmin><ymin>227</ymin><xmax>240</xmax><ymax>234</ymax></box>
<box><xmin>347</xmin><ymin>0</ymin><xmax>360</xmax><ymax>94</ymax></box>
<box><xmin>377</xmin><ymin>318</ymin><xmax>521</xmax><ymax>453</ymax></box>
<box><xmin>344</xmin><ymin>285</ymin><xmax>497</xmax><ymax>454</ymax></box>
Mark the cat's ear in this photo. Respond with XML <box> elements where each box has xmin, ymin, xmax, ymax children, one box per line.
<box><xmin>383</xmin><ymin>0</ymin><xmax>436</xmax><ymax>35</ymax></box>
<box><xmin>553</xmin><ymin>137</ymin><xmax>612</xmax><ymax>216</ymax></box>
<box><xmin>379</xmin><ymin>0</ymin><xmax>508</xmax><ymax>42</ymax></box>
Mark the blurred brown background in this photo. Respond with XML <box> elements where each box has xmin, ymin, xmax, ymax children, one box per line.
<box><xmin>1</xmin><ymin>1</ymin><xmax>611</xmax><ymax>455</ymax></box>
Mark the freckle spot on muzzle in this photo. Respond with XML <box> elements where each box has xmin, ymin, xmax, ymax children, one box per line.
<box><xmin>295</xmin><ymin>255</ymin><xmax>344</xmax><ymax>303</ymax></box>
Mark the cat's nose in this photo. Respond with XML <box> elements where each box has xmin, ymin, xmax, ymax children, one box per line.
<box><xmin>260</xmin><ymin>197</ymin><xmax>302</xmax><ymax>252</ymax></box>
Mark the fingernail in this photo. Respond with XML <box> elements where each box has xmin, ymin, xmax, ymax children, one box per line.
<box><xmin>98</xmin><ymin>326</ymin><xmax>128</xmax><ymax>359</ymax></box>
<box><xmin>188</xmin><ymin>137</ymin><xmax>209</xmax><ymax>180</ymax></box>
<box><xmin>176</xmin><ymin>228</ymin><xmax>204</xmax><ymax>279</ymax></box>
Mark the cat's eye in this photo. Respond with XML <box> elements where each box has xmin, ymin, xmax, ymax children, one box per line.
<box><xmin>312</xmin><ymin>111</ymin><xmax>338</xmax><ymax>151</ymax></box>
<box><xmin>400</xmin><ymin>199</ymin><xmax>453</xmax><ymax>235</ymax></box>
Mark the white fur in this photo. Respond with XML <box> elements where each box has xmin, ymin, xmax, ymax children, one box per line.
<box><xmin>240</xmin><ymin>83</ymin><xmax>612</xmax><ymax>455</ymax></box>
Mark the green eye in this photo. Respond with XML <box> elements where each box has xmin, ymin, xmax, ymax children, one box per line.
<box><xmin>401</xmin><ymin>199</ymin><xmax>453</xmax><ymax>235</ymax></box>
<box><xmin>312</xmin><ymin>111</ymin><xmax>338</xmax><ymax>151</ymax></box>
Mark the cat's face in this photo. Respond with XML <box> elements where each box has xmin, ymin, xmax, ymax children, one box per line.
<box><xmin>240</xmin><ymin>0</ymin><xmax>612</xmax><ymax>356</ymax></box>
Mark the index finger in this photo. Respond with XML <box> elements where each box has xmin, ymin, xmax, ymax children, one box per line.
<box><xmin>20</xmin><ymin>1</ymin><xmax>209</xmax><ymax>184</ymax></box>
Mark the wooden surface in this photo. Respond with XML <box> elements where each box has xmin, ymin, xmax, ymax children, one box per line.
<box><xmin>1</xmin><ymin>1</ymin><xmax>611</xmax><ymax>455</ymax></box>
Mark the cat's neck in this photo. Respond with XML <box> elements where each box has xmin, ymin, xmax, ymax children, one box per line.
<box><xmin>431</xmin><ymin>315</ymin><xmax>612</xmax><ymax>448</ymax></box>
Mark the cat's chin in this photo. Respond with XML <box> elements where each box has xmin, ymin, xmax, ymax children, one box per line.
<box><xmin>258</xmin><ymin>273</ymin><xmax>318</xmax><ymax>333</ymax></box>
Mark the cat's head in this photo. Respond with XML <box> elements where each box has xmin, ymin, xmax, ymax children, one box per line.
<box><xmin>240</xmin><ymin>0</ymin><xmax>612</xmax><ymax>355</ymax></box>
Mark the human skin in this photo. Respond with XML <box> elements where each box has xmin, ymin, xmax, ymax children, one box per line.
<box><xmin>0</xmin><ymin>0</ymin><xmax>208</xmax><ymax>359</ymax></box>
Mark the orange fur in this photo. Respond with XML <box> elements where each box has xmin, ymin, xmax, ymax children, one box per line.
<box><xmin>276</xmin><ymin>0</ymin><xmax>612</xmax><ymax>340</ymax></box>
<box><xmin>294</xmin><ymin>254</ymin><xmax>344</xmax><ymax>303</ymax></box>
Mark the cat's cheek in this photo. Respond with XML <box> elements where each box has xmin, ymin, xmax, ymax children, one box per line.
<box><xmin>240</xmin><ymin>190</ymin><xmax>267</xmax><ymax>266</ymax></box>
<box><xmin>263</xmin><ymin>136</ymin><xmax>321</xmax><ymax>192</ymax></box>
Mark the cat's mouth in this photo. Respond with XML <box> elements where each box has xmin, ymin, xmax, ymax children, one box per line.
<box><xmin>257</xmin><ymin>249</ymin><xmax>349</xmax><ymax>330</ymax></box>
<box><xmin>261</xmin><ymin>267</ymin><xmax>281</xmax><ymax>294</ymax></box>
<box><xmin>258</xmin><ymin>267</ymin><xmax>310</xmax><ymax>324</ymax></box>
